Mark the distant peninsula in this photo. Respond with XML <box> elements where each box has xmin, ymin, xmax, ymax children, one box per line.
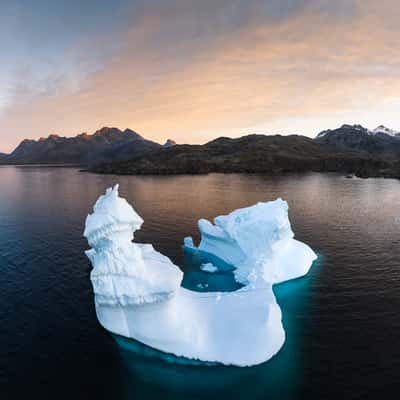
<box><xmin>2</xmin><ymin>124</ymin><xmax>400</xmax><ymax>179</ymax></box>
<box><xmin>89</xmin><ymin>124</ymin><xmax>400</xmax><ymax>179</ymax></box>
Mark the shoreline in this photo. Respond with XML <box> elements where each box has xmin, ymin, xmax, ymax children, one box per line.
<box><xmin>0</xmin><ymin>163</ymin><xmax>398</xmax><ymax>180</ymax></box>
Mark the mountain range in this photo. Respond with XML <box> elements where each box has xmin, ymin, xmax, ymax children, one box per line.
<box><xmin>89</xmin><ymin>124</ymin><xmax>400</xmax><ymax>178</ymax></box>
<box><xmin>2</xmin><ymin>124</ymin><xmax>400</xmax><ymax>178</ymax></box>
<box><xmin>0</xmin><ymin>127</ymin><xmax>166</xmax><ymax>164</ymax></box>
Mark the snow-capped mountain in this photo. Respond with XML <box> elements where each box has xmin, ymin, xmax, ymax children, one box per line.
<box><xmin>315</xmin><ymin>124</ymin><xmax>400</xmax><ymax>160</ymax></box>
<box><xmin>371</xmin><ymin>125</ymin><xmax>400</xmax><ymax>137</ymax></box>
<box><xmin>317</xmin><ymin>124</ymin><xmax>400</xmax><ymax>139</ymax></box>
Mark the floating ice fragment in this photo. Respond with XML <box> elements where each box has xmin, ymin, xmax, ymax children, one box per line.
<box><xmin>200</xmin><ymin>263</ymin><xmax>218</xmax><ymax>273</ymax></box>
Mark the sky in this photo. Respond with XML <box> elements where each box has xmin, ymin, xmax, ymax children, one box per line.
<box><xmin>1</xmin><ymin>0</ymin><xmax>400</xmax><ymax>152</ymax></box>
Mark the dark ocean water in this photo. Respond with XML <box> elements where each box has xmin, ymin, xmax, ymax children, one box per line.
<box><xmin>0</xmin><ymin>166</ymin><xmax>399</xmax><ymax>399</ymax></box>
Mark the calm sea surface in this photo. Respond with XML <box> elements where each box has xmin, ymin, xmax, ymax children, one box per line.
<box><xmin>0</xmin><ymin>166</ymin><xmax>399</xmax><ymax>399</ymax></box>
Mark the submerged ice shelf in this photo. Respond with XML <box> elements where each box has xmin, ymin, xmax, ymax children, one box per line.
<box><xmin>84</xmin><ymin>185</ymin><xmax>317</xmax><ymax>366</ymax></box>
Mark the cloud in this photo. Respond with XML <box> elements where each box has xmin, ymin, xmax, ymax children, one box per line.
<box><xmin>1</xmin><ymin>0</ymin><xmax>400</xmax><ymax>152</ymax></box>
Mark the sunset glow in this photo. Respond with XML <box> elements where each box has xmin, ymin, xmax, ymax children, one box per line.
<box><xmin>1</xmin><ymin>0</ymin><xmax>400</xmax><ymax>152</ymax></box>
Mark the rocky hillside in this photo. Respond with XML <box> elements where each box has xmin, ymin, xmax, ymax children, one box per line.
<box><xmin>315</xmin><ymin>124</ymin><xmax>400</xmax><ymax>160</ymax></box>
<box><xmin>89</xmin><ymin>133</ymin><xmax>399</xmax><ymax>178</ymax></box>
<box><xmin>163</xmin><ymin>139</ymin><xmax>177</xmax><ymax>147</ymax></box>
<box><xmin>1</xmin><ymin>127</ymin><xmax>161</xmax><ymax>164</ymax></box>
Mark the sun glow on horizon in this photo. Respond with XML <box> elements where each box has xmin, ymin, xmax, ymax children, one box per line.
<box><xmin>1</xmin><ymin>0</ymin><xmax>400</xmax><ymax>153</ymax></box>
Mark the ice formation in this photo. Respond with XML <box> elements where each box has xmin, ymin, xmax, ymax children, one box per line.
<box><xmin>200</xmin><ymin>263</ymin><xmax>218</xmax><ymax>273</ymax></box>
<box><xmin>84</xmin><ymin>185</ymin><xmax>182</xmax><ymax>306</ymax></box>
<box><xmin>184</xmin><ymin>199</ymin><xmax>316</xmax><ymax>285</ymax></box>
<box><xmin>84</xmin><ymin>185</ymin><xmax>317</xmax><ymax>367</ymax></box>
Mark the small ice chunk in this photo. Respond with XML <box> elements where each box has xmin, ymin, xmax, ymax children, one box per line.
<box><xmin>200</xmin><ymin>263</ymin><xmax>218</xmax><ymax>273</ymax></box>
<box><xmin>184</xmin><ymin>236</ymin><xmax>194</xmax><ymax>248</ymax></box>
<box><xmin>196</xmin><ymin>283</ymin><xmax>208</xmax><ymax>289</ymax></box>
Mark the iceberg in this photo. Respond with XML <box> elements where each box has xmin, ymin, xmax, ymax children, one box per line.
<box><xmin>185</xmin><ymin>199</ymin><xmax>317</xmax><ymax>285</ymax></box>
<box><xmin>84</xmin><ymin>185</ymin><xmax>317</xmax><ymax>366</ymax></box>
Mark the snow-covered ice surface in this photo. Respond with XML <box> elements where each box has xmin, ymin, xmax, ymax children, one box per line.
<box><xmin>185</xmin><ymin>198</ymin><xmax>317</xmax><ymax>285</ymax></box>
<box><xmin>84</xmin><ymin>185</ymin><xmax>183</xmax><ymax>306</ymax></box>
<box><xmin>84</xmin><ymin>185</ymin><xmax>317</xmax><ymax>366</ymax></box>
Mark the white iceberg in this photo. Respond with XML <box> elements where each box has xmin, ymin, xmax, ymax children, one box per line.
<box><xmin>84</xmin><ymin>185</ymin><xmax>183</xmax><ymax>306</ymax></box>
<box><xmin>84</xmin><ymin>185</ymin><xmax>317</xmax><ymax>366</ymax></box>
<box><xmin>185</xmin><ymin>199</ymin><xmax>317</xmax><ymax>285</ymax></box>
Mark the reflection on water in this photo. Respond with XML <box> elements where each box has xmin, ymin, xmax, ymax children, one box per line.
<box><xmin>1</xmin><ymin>167</ymin><xmax>399</xmax><ymax>399</ymax></box>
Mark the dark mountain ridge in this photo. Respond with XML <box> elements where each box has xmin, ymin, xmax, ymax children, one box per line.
<box><xmin>3</xmin><ymin>123</ymin><xmax>400</xmax><ymax>179</ymax></box>
<box><xmin>1</xmin><ymin>127</ymin><xmax>161</xmax><ymax>164</ymax></box>
<box><xmin>89</xmin><ymin>129</ymin><xmax>400</xmax><ymax>178</ymax></box>
<box><xmin>163</xmin><ymin>139</ymin><xmax>177</xmax><ymax>147</ymax></box>
<box><xmin>315</xmin><ymin>124</ymin><xmax>400</xmax><ymax>160</ymax></box>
